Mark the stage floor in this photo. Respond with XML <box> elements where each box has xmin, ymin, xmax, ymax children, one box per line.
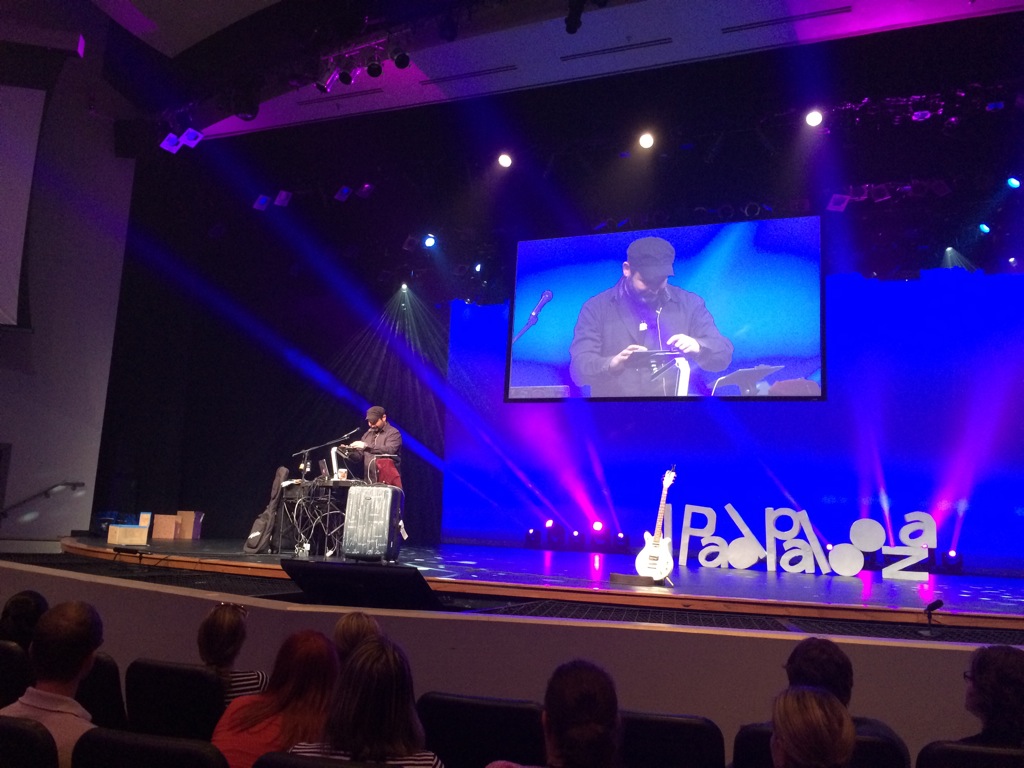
<box><xmin>51</xmin><ymin>536</ymin><xmax>1024</xmax><ymax>640</ymax></box>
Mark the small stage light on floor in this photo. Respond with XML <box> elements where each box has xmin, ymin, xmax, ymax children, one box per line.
<box><xmin>568</xmin><ymin>529</ymin><xmax>586</xmax><ymax>550</ymax></box>
<box><xmin>525</xmin><ymin>527</ymin><xmax>542</xmax><ymax>548</ymax></box>
<box><xmin>590</xmin><ymin>521</ymin><xmax>610</xmax><ymax>550</ymax></box>
<box><xmin>941</xmin><ymin>549</ymin><xmax>963</xmax><ymax>574</ymax></box>
<box><xmin>613</xmin><ymin>532</ymin><xmax>631</xmax><ymax>553</ymax></box>
<box><xmin>545</xmin><ymin>519</ymin><xmax>564</xmax><ymax>547</ymax></box>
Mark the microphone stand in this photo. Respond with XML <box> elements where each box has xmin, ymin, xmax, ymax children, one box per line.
<box><xmin>292</xmin><ymin>435</ymin><xmax>355</xmax><ymax>480</ymax></box>
<box><xmin>917</xmin><ymin>603</ymin><xmax>944</xmax><ymax>638</ymax></box>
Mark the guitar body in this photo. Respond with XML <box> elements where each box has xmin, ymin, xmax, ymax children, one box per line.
<box><xmin>635</xmin><ymin>531</ymin><xmax>674</xmax><ymax>581</ymax></box>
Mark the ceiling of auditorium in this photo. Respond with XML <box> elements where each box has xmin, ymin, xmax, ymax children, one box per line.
<box><xmin>79</xmin><ymin>0</ymin><xmax>1024</xmax><ymax>137</ymax></box>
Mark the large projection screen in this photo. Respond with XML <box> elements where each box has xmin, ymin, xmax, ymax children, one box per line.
<box><xmin>507</xmin><ymin>217</ymin><xmax>823</xmax><ymax>400</ymax></box>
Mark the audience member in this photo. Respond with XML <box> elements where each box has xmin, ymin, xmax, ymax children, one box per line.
<box><xmin>331</xmin><ymin>611</ymin><xmax>382</xmax><ymax>666</ymax></box>
<box><xmin>960</xmin><ymin>644</ymin><xmax>1024</xmax><ymax>747</ymax></box>
<box><xmin>0</xmin><ymin>601</ymin><xmax>103</xmax><ymax>768</ymax></box>
<box><xmin>197</xmin><ymin>602</ymin><xmax>268</xmax><ymax>704</ymax></box>
<box><xmin>212</xmin><ymin>629</ymin><xmax>339</xmax><ymax>768</ymax></box>
<box><xmin>487</xmin><ymin>659</ymin><xmax>620</xmax><ymax>768</ymax></box>
<box><xmin>737</xmin><ymin>636</ymin><xmax>909</xmax><ymax>767</ymax></box>
<box><xmin>0</xmin><ymin>589</ymin><xmax>49</xmax><ymax>651</ymax></box>
<box><xmin>290</xmin><ymin>634</ymin><xmax>443</xmax><ymax>767</ymax></box>
<box><xmin>770</xmin><ymin>686</ymin><xmax>855</xmax><ymax>768</ymax></box>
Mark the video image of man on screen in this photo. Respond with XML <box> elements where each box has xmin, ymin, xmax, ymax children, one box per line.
<box><xmin>569</xmin><ymin>236</ymin><xmax>733</xmax><ymax>397</ymax></box>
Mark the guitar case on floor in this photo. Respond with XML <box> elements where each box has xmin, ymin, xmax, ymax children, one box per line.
<box><xmin>243</xmin><ymin>466</ymin><xmax>289</xmax><ymax>554</ymax></box>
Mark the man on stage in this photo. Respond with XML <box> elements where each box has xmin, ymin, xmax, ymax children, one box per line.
<box><xmin>345</xmin><ymin>405</ymin><xmax>402</xmax><ymax>489</ymax></box>
<box><xmin>569</xmin><ymin>235</ymin><xmax>733</xmax><ymax>397</ymax></box>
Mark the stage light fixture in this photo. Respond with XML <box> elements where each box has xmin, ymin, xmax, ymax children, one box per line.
<box><xmin>545</xmin><ymin>519</ymin><xmax>565</xmax><ymax>547</ymax></box>
<box><xmin>356</xmin><ymin>183</ymin><xmax>374</xmax><ymax>199</ymax></box>
<box><xmin>315</xmin><ymin>61</ymin><xmax>340</xmax><ymax>93</ymax></box>
<box><xmin>159</xmin><ymin>132</ymin><xmax>182</xmax><ymax>153</ymax></box>
<box><xmin>338</xmin><ymin>59</ymin><xmax>357</xmax><ymax>86</ymax></box>
<box><xmin>568</xmin><ymin>529</ymin><xmax>586</xmax><ymax>550</ymax></box>
<box><xmin>525</xmin><ymin>527</ymin><xmax>542</xmax><ymax>547</ymax></box>
<box><xmin>474</xmin><ymin>263</ymin><xmax>482</xmax><ymax>273</ymax></box>
<box><xmin>638</xmin><ymin>132</ymin><xmax>654</xmax><ymax>149</ymax></box>
<box><xmin>366</xmin><ymin>50</ymin><xmax>383</xmax><ymax>78</ymax></box>
<box><xmin>979</xmin><ymin>223</ymin><xmax>991</xmax><ymax>234</ymax></box>
<box><xmin>1009</xmin><ymin>257</ymin><xmax>1018</xmax><ymax>267</ymax></box>
<box><xmin>498</xmin><ymin>153</ymin><xmax>512</xmax><ymax>168</ymax></box>
<box><xmin>565</xmin><ymin>0</ymin><xmax>584</xmax><ymax>34</ymax></box>
<box><xmin>870</xmin><ymin>184</ymin><xmax>892</xmax><ymax>203</ymax></box>
<box><xmin>941</xmin><ymin>549</ymin><xmax>963</xmax><ymax>574</ymax></box>
<box><xmin>805</xmin><ymin>109</ymin><xmax>824</xmax><ymax>127</ymax></box>
<box><xmin>388</xmin><ymin>42</ymin><xmax>410</xmax><ymax>69</ymax></box>
<box><xmin>334</xmin><ymin>185</ymin><xmax>352</xmax><ymax>202</ymax></box>
<box><xmin>826</xmin><ymin>194</ymin><xmax>850</xmax><ymax>213</ymax></box>
<box><xmin>590</xmin><ymin>521</ymin><xmax>610</xmax><ymax>550</ymax></box>
<box><xmin>273</xmin><ymin>190</ymin><xmax>292</xmax><ymax>207</ymax></box>
<box><xmin>423</xmin><ymin>233</ymin><xmax>437</xmax><ymax>248</ymax></box>
<box><xmin>1008</xmin><ymin>177</ymin><xmax>1021</xmax><ymax>189</ymax></box>
<box><xmin>253</xmin><ymin>194</ymin><xmax>270</xmax><ymax>211</ymax></box>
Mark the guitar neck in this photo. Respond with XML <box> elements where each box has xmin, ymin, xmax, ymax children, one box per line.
<box><xmin>651</xmin><ymin>487</ymin><xmax>670</xmax><ymax>544</ymax></box>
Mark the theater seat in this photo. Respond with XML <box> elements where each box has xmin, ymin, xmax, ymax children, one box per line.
<box><xmin>0</xmin><ymin>641</ymin><xmax>32</xmax><ymax>708</ymax></box>
<box><xmin>417</xmin><ymin>691</ymin><xmax>545</xmax><ymax>768</ymax></box>
<box><xmin>916</xmin><ymin>740</ymin><xmax>1024</xmax><ymax>768</ymax></box>
<box><xmin>125</xmin><ymin>659</ymin><xmax>225</xmax><ymax>740</ymax></box>
<box><xmin>76</xmin><ymin>652</ymin><xmax>127</xmax><ymax>730</ymax></box>
<box><xmin>0</xmin><ymin>714</ymin><xmax>59</xmax><ymax>768</ymax></box>
<box><xmin>734</xmin><ymin>722</ymin><xmax>908</xmax><ymax>768</ymax></box>
<box><xmin>621</xmin><ymin>710</ymin><xmax>725</xmax><ymax>768</ymax></box>
<box><xmin>72</xmin><ymin>727</ymin><xmax>227</xmax><ymax>768</ymax></box>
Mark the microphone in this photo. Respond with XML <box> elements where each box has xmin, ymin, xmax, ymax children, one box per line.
<box><xmin>529</xmin><ymin>290</ymin><xmax>553</xmax><ymax>318</ymax></box>
<box><xmin>512</xmin><ymin>290</ymin><xmax>553</xmax><ymax>344</ymax></box>
<box><xmin>340</xmin><ymin>426</ymin><xmax>360</xmax><ymax>441</ymax></box>
<box><xmin>919</xmin><ymin>599</ymin><xmax>944</xmax><ymax>638</ymax></box>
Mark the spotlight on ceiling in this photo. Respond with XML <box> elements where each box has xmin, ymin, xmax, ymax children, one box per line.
<box><xmin>498</xmin><ymin>153</ymin><xmax>512</xmax><ymax>168</ymax></box>
<box><xmin>565</xmin><ymin>0</ymin><xmax>585</xmax><ymax>34</ymax></box>
<box><xmin>979</xmin><ymin>223</ymin><xmax>991</xmax><ymax>234</ymax></box>
<box><xmin>423</xmin><ymin>233</ymin><xmax>437</xmax><ymax>248</ymax></box>
<box><xmin>805</xmin><ymin>109</ymin><xmax>824</xmax><ymax>127</ymax></box>
<box><xmin>253</xmin><ymin>195</ymin><xmax>270</xmax><ymax>211</ymax></box>
<box><xmin>315</xmin><ymin>61</ymin><xmax>340</xmax><ymax>93</ymax></box>
<box><xmin>366</xmin><ymin>50</ymin><xmax>383</xmax><ymax>78</ymax></box>
<box><xmin>1008</xmin><ymin>177</ymin><xmax>1021</xmax><ymax>189</ymax></box>
<box><xmin>388</xmin><ymin>42</ymin><xmax>410</xmax><ymax>69</ymax></box>
<box><xmin>334</xmin><ymin>185</ymin><xmax>352</xmax><ymax>202</ymax></box>
<box><xmin>638</xmin><ymin>132</ymin><xmax>654</xmax><ymax>149</ymax></box>
<box><xmin>159</xmin><ymin>133</ymin><xmax>182</xmax><ymax>154</ymax></box>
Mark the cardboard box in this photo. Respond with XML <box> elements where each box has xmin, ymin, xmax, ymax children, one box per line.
<box><xmin>175</xmin><ymin>510</ymin><xmax>204</xmax><ymax>539</ymax></box>
<box><xmin>151</xmin><ymin>514</ymin><xmax>180</xmax><ymax>540</ymax></box>
<box><xmin>107</xmin><ymin>512</ymin><xmax>152</xmax><ymax>546</ymax></box>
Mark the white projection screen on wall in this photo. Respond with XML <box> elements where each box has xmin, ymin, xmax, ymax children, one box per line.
<box><xmin>0</xmin><ymin>84</ymin><xmax>46</xmax><ymax>327</ymax></box>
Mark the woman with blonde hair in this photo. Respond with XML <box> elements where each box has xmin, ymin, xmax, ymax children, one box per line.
<box><xmin>770</xmin><ymin>686</ymin><xmax>855</xmax><ymax>768</ymax></box>
<box><xmin>212</xmin><ymin>629</ymin><xmax>339</xmax><ymax>768</ymax></box>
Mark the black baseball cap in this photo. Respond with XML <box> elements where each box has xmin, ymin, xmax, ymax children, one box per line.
<box><xmin>366</xmin><ymin>406</ymin><xmax>386</xmax><ymax>421</ymax></box>
<box><xmin>626</xmin><ymin>236</ymin><xmax>675</xmax><ymax>279</ymax></box>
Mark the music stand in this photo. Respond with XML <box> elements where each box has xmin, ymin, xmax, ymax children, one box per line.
<box><xmin>711</xmin><ymin>364</ymin><xmax>785</xmax><ymax>396</ymax></box>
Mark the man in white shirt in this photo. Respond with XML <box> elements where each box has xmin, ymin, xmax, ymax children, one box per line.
<box><xmin>0</xmin><ymin>601</ymin><xmax>104</xmax><ymax>768</ymax></box>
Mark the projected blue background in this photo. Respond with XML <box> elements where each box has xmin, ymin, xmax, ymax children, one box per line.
<box><xmin>508</xmin><ymin>218</ymin><xmax>822</xmax><ymax>396</ymax></box>
<box><xmin>445</xmin><ymin>268</ymin><xmax>1024</xmax><ymax>571</ymax></box>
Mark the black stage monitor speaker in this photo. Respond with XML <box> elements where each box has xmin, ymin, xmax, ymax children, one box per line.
<box><xmin>280</xmin><ymin>558</ymin><xmax>444</xmax><ymax>611</ymax></box>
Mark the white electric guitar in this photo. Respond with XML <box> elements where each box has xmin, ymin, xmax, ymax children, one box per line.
<box><xmin>634</xmin><ymin>466</ymin><xmax>676</xmax><ymax>581</ymax></box>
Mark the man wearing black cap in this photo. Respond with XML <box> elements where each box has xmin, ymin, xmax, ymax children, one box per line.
<box><xmin>570</xmin><ymin>236</ymin><xmax>733</xmax><ymax>396</ymax></box>
<box><xmin>346</xmin><ymin>406</ymin><xmax>403</xmax><ymax>488</ymax></box>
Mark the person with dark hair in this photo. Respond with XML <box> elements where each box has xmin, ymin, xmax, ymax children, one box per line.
<box><xmin>960</xmin><ymin>644</ymin><xmax>1024</xmax><ymax>747</ymax></box>
<box><xmin>342</xmin><ymin>406</ymin><xmax>403</xmax><ymax>488</ymax></box>
<box><xmin>0</xmin><ymin>589</ymin><xmax>49</xmax><ymax>651</ymax></box>
<box><xmin>770</xmin><ymin>686</ymin><xmax>855</xmax><ymax>768</ymax></box>
<box><xmin>0</xmin><ymin>601</ymin><xmax>103</xmax><ymax>768</ymax></box>
<box><xmin>736</xmin><ymin>637</ymin><xmax>909</xmax><ymax>767</ymax></box>
<box><xmin>290</xmin><ymin>634</ymin><xmax>442</xmax><ymax>767</ymax></box>
<box><xmin>212</xmin><ymin>630</ymin><xmax>340</xmax><ymax>768</ymax></box>
<box><xmin>570</xmin><ymin>236</ymin><xmax>733</xmax><ymax>397</ymax></box>
<box><xmin>331</xmin><ymin>611</ymin><xmax>382</xmax><ymax>666</ymax></box>
<box><xmin>197</xmin><ymin>602</ymin><xmax>268</xmax><ymax>704</ymax></box>
<box><xmin>487</xmin><ymin>659</ymin><xmax>620</xmax><ymax>768</ymax></box>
